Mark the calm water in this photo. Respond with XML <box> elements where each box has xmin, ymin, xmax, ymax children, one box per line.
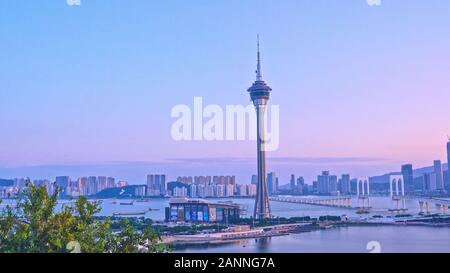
<box><xmin>90</xmin><ymin>196</ymin><xmax>433</xmax><ymax>220</ymax></box>
<box><xmin>2</xmin><ymin>196</ymin><xmax>450</xmax><ymax>252</ymax></box>
<box><xmin>173</xmin><ymin>226</ymin><xmax>450</xmax><ymax>253</ymax></box>
<box><xmin>0</xmin><ymin>196</ymin><xmax>438</xmax><ymax>221</ymax></box>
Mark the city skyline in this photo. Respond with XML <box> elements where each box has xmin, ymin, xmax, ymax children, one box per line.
<box><xmin>0</xmin><ymin>158</ymin><xmax>449</xmax><ymax>184</ymax></box>
<box><xmin>0</xmin><ymin>149</ymin><xmax>448</xmax><ymax>184</ymax></box>
<box><xmin>2</xmin><ymin>132</ymin><xmax>449</xmax><ymax>199</ymax></box>
<box><xmin>3</xmin><ymin>0</ymin><xmax>450</xmax><ymax>257</ymax></box>
<box><xmin>1</xmin><ymin>1</ymin><xmax>450</xmax><ymax>175</ymax></box>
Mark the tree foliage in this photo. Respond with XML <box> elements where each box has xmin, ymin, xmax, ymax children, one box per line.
<box><xmin>0</xmin><ymin>179</ymin><xmax>167</xmax><ymax>253</ymax></box>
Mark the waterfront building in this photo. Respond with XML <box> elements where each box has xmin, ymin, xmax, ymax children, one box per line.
<box><xmin>98</xmin><ymin>176</ymin><xmax>107</xmax><ymax>192</ymax></box>
<box><xmin>166</xmin><ymin>198</ymin><xmax>241</xmax><ymax>223</ymax></box>
<box><xmin>216</xmin><ymin>184</ymin><xmax>225</xmax><ymax>197</ymax></box>
<box><xmin>147</xmin><ymin>174</ymin><xmax>166</xmax><ymax>196</ymax></box>
<box><xmin>237</xmin><ymin>184</ymin><xmax>248</xmax><ymax>196</ymax></box>
<box><xmin>55</xmin><ymin>176</ymin><xmax>70</xmax><ymax>194</ymax></box>
<box><xmin>401</xmin><ymin>164</ymin><xmax>414</xmax><ymax>194</ymax></box>
<box><xmin>445</xmin><ymin>138</ymin><xmax>450</xmax><ymax>192</ymax></box>
<box><xmin>213</xmin><ymin>176</ymin><xmax>224</xmax><ymax>185</ymax></box>
<box><xmin>225</xmin><ymin>184</ymin><xmax>234</xmax><ymax>197</ymax></box>
<box><xmin>413</xmin><ymin>176</ymin><xmax>425</xmax><ymax>192</ymax></box>
<box><xmin>312</xmin><ymin>181</ymin><xmax>318</xmax><ymax>193</ymax></box>
<box><xmin>423</xmin><ymin>172</ymin><xmax>437</xmax><ymax>192</ymax></box>
<box><xmin>0</xmin><ymin>185</ymin><xmax>16</xmax><ymax>198</ymax></box>
<box><xmin>296</xmin><ymin>176</ymin><xmax>305</xmax><ymax>194</ymax></box>
<box><xmin>196</xmin><ymin>184</ymin><xmax>215</xmax><ymax>198</ymax></box>
<box><xmin>194</xmin><ymin>176</ymin><xmax>211</xmax><ymax>185</ymax></box>
<box><xmin>33</xmin><ymin>179</ymin><xmax>53</xmax><ymax>195</ymax></box>
<box><xmin>447</xmin><ymin>138</ymin><xmax>450</xmax><ymax>190</ymax></box>
<box><xmin>228</xmin><ymin>176</ymin><xmax>236</xmax><ymax>194</ymax></box>
<box><xmin>205</xmin><ymin>185</ymin><xmax>215</xmax><ymax>197</ymax></box>
<box><xmin>267</xmin><ymin>172</ymin><xmax>278</xmax><ymax>195</ymax></box>
<box><xmin>77</xmin><ymin>177</ymin><xmax>88</xmax><ymax>196</ymax></box>
<box><xmin>317</xmin><ymin>171</ymin><xmax>338</xmax><ymax>195</ymax></box>
<box><xmin>433</xmin><ymin>160</ymin><xmax>444</xmax><ymax>190</ymax></box>
<box><xmin>251</xmin><ymin>175</ymin><xmax>258</xmax><ymax>185</ymax></box>
<box><xmin>290</xmin><ymin>174</ymin><xmax>296</xmax><ymax>192</ymax></box>
<box><xmin>173</xmin><ymin>186</ymin><xmax>188</xmax><ymax>197</ymax></box>
<box><xmin>14</xmin><ymin>178</ymin><xmax>26</xmax><ymax>190</ymax></box>
<box><xmin>177</xmin><ymin>176</ymin><xmax>193</xmax><ymax>184</ymax></box>
<box><xmin>329</xmin><ymin>175</ymin><xmax>338</xmax><ymax>195</ymax></box>
<box><xmin>134</xmin><ymin>185</ymin><xmax>146</xmax><ymax>197</ymax></box>
<box><xmin>247</xmin><ymin>184</ymin><xmax>257</xmax><ymax>196</ymax></box>
<box><xmin>189</xmin><ymin>184</ymin><xmax>197</xmax><ymax>198</ymax></box>
<box><xmin>317</xmin><ymin>171</ymin><xmax>328</xmax><ymax>194</ymax></box>
<box><xmin>338</xmin><ymin>174</ymin><xmax>351</xmax><ymax>195</ymax></box>
<box><xmin>443</xmin><ymin>171</ymin><xmax>449</xmax><ymax>192</ymax></box>
<box><xmin>196</xmin><ymin>184</ymin><xmax>205</xmax><ymax>197</ymax></box>
<box><xmin>87</xmin><ymin>176</ymin><xmax>98</xmax><ymax>195</ymax></box>
<box><xmin>107</xmin><ymin>177</ymin><xmax>116</xmax><ymax>188</ymax></box>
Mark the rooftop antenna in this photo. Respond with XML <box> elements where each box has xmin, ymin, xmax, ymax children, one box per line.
<box><xmin>256</xmin><ymin>34</ymin><xmax>262</xmax><ymax>81</ymax></box>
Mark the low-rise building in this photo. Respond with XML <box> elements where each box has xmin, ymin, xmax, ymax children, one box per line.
<box><xmin>165</xmin><ymin>198</ymin><xmax>241</xmax><ymax>223</ymax></box>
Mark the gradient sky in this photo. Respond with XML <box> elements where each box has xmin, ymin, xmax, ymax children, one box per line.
<box><xmin>1</xmin><ymin>0</ymin><xmax>450</xmax><ymax>183</ymax></box>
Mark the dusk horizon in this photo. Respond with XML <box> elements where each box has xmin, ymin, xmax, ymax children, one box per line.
<box><xmin>0</xmin><ymin>156</ymin><xmax>448</xmax><ymax>185</ymax></box>
<box><xmin>2</xmin><ymin>0</ymin><xmax>450</xmax><ymax>258</ymax></box>
<box><xmin>1</xmin><ymin>1</ymin><xmax>450</xmax><ymax>173</ymax></box>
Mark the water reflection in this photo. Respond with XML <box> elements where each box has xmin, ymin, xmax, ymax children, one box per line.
<box><xmin>254</xmin><ymin>237</ymin><xmax>271</xmax><ymax>252</ymax></box>
<box><xmin>174</xmin><ymin>226</ymin><xmax>450</xmax><ymax>253</ymax></box>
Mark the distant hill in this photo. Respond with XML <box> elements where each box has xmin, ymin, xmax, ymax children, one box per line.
<box><xmin>95</xmin><ymin>185</ymin><xmax>145</xmax><ymax>199</ymax></box>
<box><xmin>0</xmin><ymin>179</ymin><xmax>14</xmax><ymax>187</ymax></box>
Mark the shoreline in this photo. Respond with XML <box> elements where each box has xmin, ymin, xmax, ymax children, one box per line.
<box><xmin>164</xmin><ymin>220</ymin><xmax>450</xmax><ymax>246</ymax></box>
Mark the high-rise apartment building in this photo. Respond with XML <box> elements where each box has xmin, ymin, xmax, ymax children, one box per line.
<box><xmin>401</xmin><ymin>164</ymin><xmax>414</xmax><ymax>194</ymax></box>
<box><xmin>296</xmin><ymin>176</ymin><xmax>304</xmax><ymax>195</ymax></box>
<box><xmin>247</xmin><ymin>184</ymin><xmax>257</xmax><ymax>196</ymax></box>
<box><xmin>55</xmin><ymin>176</ymin><xmax>70</xmax><ymax>194</ymax></box>
<box><xmin>251</xmin><ymin>175</ymin><xmax>258</xmax><ymax>185</ymax></box>
<box><xmin>447</xmin><ymin>139</ymin><xmax>450</xmax><ymax>191</ymax></box>
<box><xmin>317</xmin><ymin>171</ymin><xmax>338</xmax><ymax>195</ymax></box>
<box><xmin>433</xmin><ymin>160</ymin><xmax>444</xmax><ymax>190</ymax></box>
<box><xmin>339</xmin><ymin>174</ymin><xmax>351</xmax><ymax>195</ymax></box>
<box><xmin>97</xmin><ymin>176</ymin><xmax>107</xmax><ymax>192</ymax></box>
<box><xmin>267</xmin><ymin>172</ymin><xmax>278</xmax><ymax>195</ymax></box>
<box><xmin>147</xmin><ymin>174</ymin><xmax>166</xmax><ymax>196</ymax></box>
<box><xmin>290</xmin><ymin>174</ymin><xmax>296</xmax><ymax>192</ymax></box>
<box><xmin>87</xmin><ymin>176</ymin><xmax>98</xmax><ymax>195</ymax></box>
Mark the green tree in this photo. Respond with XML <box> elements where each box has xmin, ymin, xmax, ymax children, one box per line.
<box><xmin>0</xmin><ymin>179</ymin><xmax>167</xmax><ymax>253</ymax></box>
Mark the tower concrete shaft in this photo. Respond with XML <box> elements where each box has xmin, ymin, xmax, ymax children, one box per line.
<box><xmin>247</xmin><ymin>36</ymin><xmax>272</xmax><ymax>220</ymax></box>
<box><xmin>254</xmin><ymin>103</ymin><xmax>271</xmax><ymax>219</ymax></box>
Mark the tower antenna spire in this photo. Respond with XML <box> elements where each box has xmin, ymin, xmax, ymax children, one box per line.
<box><xmin>256</xmin><ymin>34</ymin><xmax>262</xmax><ymax>81</ymax></box>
